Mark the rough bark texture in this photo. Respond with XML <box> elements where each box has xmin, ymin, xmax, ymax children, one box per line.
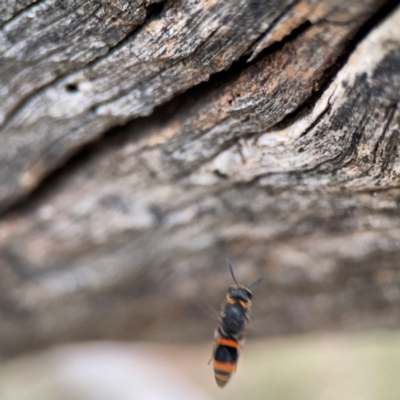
<box><xmin>1</xmin><ymin>0</ymin><xmax>400</xmax><ymax>358</ymax></box>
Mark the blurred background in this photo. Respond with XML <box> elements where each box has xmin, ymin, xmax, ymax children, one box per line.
<box><xmin>1</xmin><ymin>332</ymin><xmax>400</xmax><ymax>400</ymax></box>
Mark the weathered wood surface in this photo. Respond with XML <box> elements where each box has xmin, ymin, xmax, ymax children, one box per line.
<box><xmin>0</xmin><ymin>0</ymin><xmax>297</xmax><ymax>210</ymax></box>
<box><xmin>1</xmin><ymin>0</ymin><xmax>400</xmax><ymax>357</ymax></box>
<box><xmin>0</xmin><ymin>0</ymin><xmax>161</xmax><ymax>121</ymax></box>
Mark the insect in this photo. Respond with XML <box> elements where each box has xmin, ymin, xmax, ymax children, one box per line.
<box><xmin>210</xmin><ymin>259</ymin><xmax>268</xmax><ymax>387</ymax></box>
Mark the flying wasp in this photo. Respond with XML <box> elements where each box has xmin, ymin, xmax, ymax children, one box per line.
<box><xmin>210</xmin><ymin>259</ymin><xmax>268</xmax><ymax>387</ymax></box>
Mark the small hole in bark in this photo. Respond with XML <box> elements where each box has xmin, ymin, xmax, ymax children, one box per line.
<box><xmin>298</xmin><ymin>147</ymin><xmax>304</xmax><ymax>153</ymax></box>
<box><xmin>147</xmin><ymin>1</ymin><xmax>164</xmax><ymax>16</ymax></box>
<box><xmin>89</xmin><ymin>105</ymin><xmax>98</xmax><ymax>114</ymax></box>
<box><xmin>214</xmin><ymin>170</ymin><xmax>228</xmax><ymax>180</ymax></box>
<box><xmin>149</xmin><ymin>205</ymin><xmax>164</xmax><ymax>223</ymax></box>
<box><xmin>66</xmin><ymin>84</ymin><xmax>79</xmax><ymax>93</ymax></box>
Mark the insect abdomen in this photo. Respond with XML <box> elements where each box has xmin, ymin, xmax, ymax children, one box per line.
<box><xmin>213</xmin><ymin>338</ymin><xmax>239</xmax><ymax>387</ymax></box>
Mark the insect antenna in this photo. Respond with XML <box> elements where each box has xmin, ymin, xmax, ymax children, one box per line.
<box><xmin>248</xmin><ymin>273</ymin><xmax>269</xmax><ymax>290</ymax></box>
<box><xmin>226</xmin><ymin>258</ymin><xmax>240</xmax><ymax>286</ymax></box>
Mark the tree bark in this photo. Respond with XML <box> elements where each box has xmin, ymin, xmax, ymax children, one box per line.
<box><xmin>1</xmin><ymin>0</ymin><xmax>400</xmax><ymax>358</ymax></box>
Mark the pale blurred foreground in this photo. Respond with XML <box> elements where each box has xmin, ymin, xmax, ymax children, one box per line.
<box><xmin>1</xmin><ymin>332</ymin><xmax>399</xmax><ymax>400</ymax></box>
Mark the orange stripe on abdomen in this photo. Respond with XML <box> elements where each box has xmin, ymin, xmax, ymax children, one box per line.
<box><xmin>213</xmin><ymin>360</ymin><xmax>236</xmax><ymax>373</ymax></box>
<box><xmin>217</xmin><ymin>338</ymin><xmax>239</xmax><ymax>348</ymax></box>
